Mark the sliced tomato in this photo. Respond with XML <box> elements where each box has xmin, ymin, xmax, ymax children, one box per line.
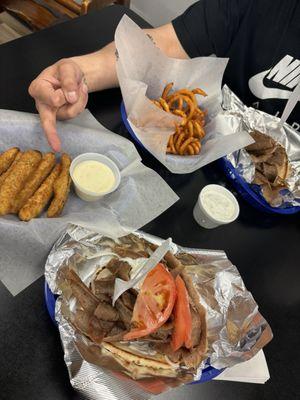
<box><xmin>171</xmin><ymin>275</ymin><xmax>192</xmax><ymax>351</ymax></box>
<box><xmin>123</xmin><ymin>263</ymin><xmax>176</xmax><ymax>341</ymax></box>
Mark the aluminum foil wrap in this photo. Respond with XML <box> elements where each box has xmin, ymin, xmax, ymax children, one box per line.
<box><xmin>222</xmin><ymin>86</ymin><xmax>300</xmax><ymax>206</ymax></box>
<box><xmin>45</xmin><ymin>225</ymin><xmax>272</xmax><ymax>398</ymax></box>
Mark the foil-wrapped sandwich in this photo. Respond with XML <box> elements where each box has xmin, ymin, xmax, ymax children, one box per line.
<box><xmin>57</xmin><ymin>236</ymin><xmax>207</xmax><ymax>381</ymax></box>
<box><xmin>47</xmin><ymin>226</ymin><xmax>272</xmax><ymax>395</ymax></box>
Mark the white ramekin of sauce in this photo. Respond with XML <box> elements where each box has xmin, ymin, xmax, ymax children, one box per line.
<box><xmin>193</xmin><ymin>184</ymin><xmax>240</xmax><ymax>229</ymax></box>
<box><xmin>70</xmin><ymin>153</ymin><xmax>121</xmax><ymax>201</ymax></box>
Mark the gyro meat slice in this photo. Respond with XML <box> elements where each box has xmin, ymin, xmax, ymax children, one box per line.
<box><xmin>64</xmin><ymin>268</ymin><xmax>99</xmax><ymax>314</ymax></box>
<box><xmin>72</xmin><ymin>309</ymin><xmax>91</xmax><ymax>336</ymax></box>
<box><xmin>146</xmin><ymin>321</ymin><xmax>174</xmax><ymax>342</ymax></box>
<box><xmin>88</xmin><ymin>316</ymin><xmax>106</xmax><ymax>344</ymax></box>
<box><xmin>19</xmin><ymin>163</ymin><xmax>61</xmax><ymax>221</ymax></box>
<box><xmin>91</xmin><ymin>268</ymin><xmax>115</xmax><ymax>296</ymax></box>
<box><xmin>0</xmin><ymin>147</ymin><xmax>19</xmax><ymax>175</ymax></box>
<box><xmin>113</xmin><ymin>245</ymin><xmax>149</xmax><ymax>259</ymax></box>
<box><xmin>120</xmin><ymin>291</ymin><xmax>136</xmax><ymax>311</ymax></box>
<box><xmin>94</xmin><ymin>302</ymin><xmax>119</xmax><ymax>322</ymax></box>
<box><xmin>246</xmin><ymin>130</ymin><xmax>275</xmax><ymax>154</ymax></box>
<box><xmin>13</xmin><ymin>152</ymin><xmax>56</xmax><ymax>212</ymax></box>
<box><xmin>115</xmin><ymin>296</ymin><xmax>133</xmax><ymax>330</ymax></box>
<box><xmin>0</xmin><ymin>150</ymin><xmax>41</xmax><ymax>216</ymax></box>
<box><xmin>103</xmin><ymin>324</ymin><xmax>128</xmax><ymax>342</ymax></box>
<box><xmin>92</xmin><ymin>292</ymin><xmax>111</xmax><ymax>303</ymax></box>
<box><xmin>47</xmin><ymin>153</ymin><xmax>71</xmax><ymax>218</ymax></box>
<box><xmin>106</xmin><ymin>258</ymin><xmax>132</xmax><ymax>281</ymax></box>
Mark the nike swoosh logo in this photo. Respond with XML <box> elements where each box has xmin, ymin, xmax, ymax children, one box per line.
<box><xmin>249</xmin><ymin>70</ymin><xmax>292</xmax><ymax>100</ymax></box>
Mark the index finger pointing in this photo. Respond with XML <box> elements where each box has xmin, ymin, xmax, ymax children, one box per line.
<box><xmin>36</xmin><ymin>102</ymin><xmax>61</xmax><ymax>152</ymax></box>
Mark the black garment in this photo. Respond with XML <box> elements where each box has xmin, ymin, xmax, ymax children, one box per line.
<box><xmin>173</xmin><ymin>0</ymin><xmax>300</xmax><ymax>131</ymax></box>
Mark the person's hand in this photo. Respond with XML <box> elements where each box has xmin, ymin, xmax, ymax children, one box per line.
<box><xmin>29</xmin><ymin>59</ymin><xmax>88</xmax><ymax>152</ymax></box>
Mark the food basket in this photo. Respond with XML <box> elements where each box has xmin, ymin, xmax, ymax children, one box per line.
<box><xmin>44</xmin><ymin>281</ymin><xmax>224</xmax><ymax>384</ymax></box>
<box><xmin>121</xmin><ymin>102</ymin><xmax>145</xmax><ymax>151</ymax></box>
<box><xmin>219</xmin><ymin>157</ymin><xmax>300</xmax><ymax>215</ymax></box>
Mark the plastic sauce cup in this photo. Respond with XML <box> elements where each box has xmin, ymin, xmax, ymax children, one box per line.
<box><xmin>193</xmin><ymin>184</ymin><xmax>240</xmax><ymax>229</ymax></box>
<box><xmin>70</xmin><ymin>153</ymin><xmax>121</xmax><ymax>202</ymax></box>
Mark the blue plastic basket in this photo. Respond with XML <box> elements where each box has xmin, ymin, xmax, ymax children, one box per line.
<box><xmin>219</xmin><ymin>157</ymin><xmax>300</xmax><ymax>215</ymax></box>
<box><xmin>121</xmin><ymin>101</ymin><xmax>300</xmax><ymax>214</ymax></box>
<box><xmin>121</xmin><ymin>101</ymin><xmax>147</xmax><ymax>151</ymax></box>
<box><xmin>44</xmin><ymin>280</ymin><xmax>223</xmax><ymax>383</ymax></box>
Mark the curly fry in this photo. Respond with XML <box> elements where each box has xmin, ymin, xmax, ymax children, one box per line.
<box><xmin>162</xmin><ymin>82</ymin><xmax>174</xmax><ymax>99</ymax></box>
<box><xmin>159</xmin><ymin>97</ymin><xmax>170</xmax><ymax>112</ymax></box>
<box><xmin>175</xmin><ymin>124</ymin><xmax>182</xmax><ymax>135</ymax></box>
<box><xmin>193</xmin><ymin>121</ymin><xmax>206</xmax><ymax>139</ymax></box>
<box><xmin>152</xmin><ymin>83</ymin><xmax>207</xmax><ymax>156</ymax></box>
<box><xmin>186</xmin><ymin>144</ymin><xmax>195</xmax><ymax>155</ymax></box>
<box><xmin>187</xmin><ymin>121</ymin><xmax>194</xmax><ymax>137</ymax></box>
<box><xmin>192</xmin><ymin>88</ymin><xmax>207</xmax><ymax>97</ymax></box>
<box><xmin>172</xmin><ymin>109</ymin><xmax>187</xmax><ymax>126</ymax></box>
<box><xmin>196</xmin><ymin>118</ymin><xmax>205</xmax><ymax>127</ymax></box>
<box><xmin>179</xmin><ymin>137</ymin><xmax>195</xmax><ymax>155</ymax></box>
<box><xmin>177</xmin><ymin>97</ymin><xmax>183</xmax><ymax>110</ymax></box>
<box><xmin>191</xmin><ymin>141</ymin><xmax>201</xmax><ymax>154</ymax></box>
<box><xmin>174</xmin><ymin>89</ymin><xmax>197</xmax><ymax>106</ymax></box>
<box><xmin>180</xmin><ymin>95</ymin><xmax>195</xmax><ymax>120</ymax></box>
<box><xmin>168</xmin><ymin>134</ymin><xmax>176</xmax><ymax>154</ymax></box>
<box><xmin>195</xmin><ymin>107</ymin><xmax>205</xmax><ymax>118</ymax></box>
<box><xmin>172</xmin><ymin>109</ymin><xmax>186</xmax><ymax>118</ymax></box>
<box><xmin>167</xmin><ymin>94</ymin><xmax>182</xmax><ymax>109</ymax></box>
<box><xmin>152</xmin><ymin>99</ymin><xmax>162</xmax><ymax>109</ymax></box>
<box><xmin>175</xmin><ymin>133</ymin><xmax>186</xmax><ymax>153</ymax></box>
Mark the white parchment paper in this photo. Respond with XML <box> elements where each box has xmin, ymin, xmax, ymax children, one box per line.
<box><xmin>115</xmin><ymin>16</ymin><xmax>253</xmax><ymax>174</ymax></box>
<box><xmin>0</xmin><ymin>109</ymin><xmax>178</xmax><ymax>295</ymax></box>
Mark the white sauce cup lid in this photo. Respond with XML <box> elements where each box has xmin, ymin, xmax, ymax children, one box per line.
<box><xmin>70</xmin><ymin>153</ymin><xmax>121</xmax><ymax>202</ymax></box>
<box><xmin>194</xmin><ymin>184</ymin><xmax>240</xmax><ymax>228</ymax></box>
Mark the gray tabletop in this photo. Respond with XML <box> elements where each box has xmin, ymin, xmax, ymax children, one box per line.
<box><xmin>0</xmin><ymin>5</ymin><xmax>299</xmax><ymax>400</ymax></box>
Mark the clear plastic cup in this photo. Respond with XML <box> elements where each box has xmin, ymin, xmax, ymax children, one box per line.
<box><xmin>70</xmin><ymin>153</ymin><xmax>121</xmax><ymax>202</ymax></box>
<box><xmin>193</xmin><ymin>184</ymin><xmax>240</xmax><ymax>229</ymax></box>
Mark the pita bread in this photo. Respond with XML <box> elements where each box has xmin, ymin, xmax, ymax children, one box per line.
<box><xmin>101</xmin><ymin>342</ymin><xmax>178</xmax><ymax>379</ymax></box>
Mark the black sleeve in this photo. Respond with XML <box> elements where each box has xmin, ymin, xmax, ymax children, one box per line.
<box><xmin>172</xmin><ymin>0</ymin><xmax>252</xmax><ymax>57</ymax></box>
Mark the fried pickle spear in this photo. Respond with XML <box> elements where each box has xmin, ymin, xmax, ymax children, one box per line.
<box><xmin>0</xmin><ymin>150</ymin><xmax>41</xmax><ymax>216</ymax></box>
<box><xmin>0</xmin><ymin>151</ymin><xmax>22</xmax><ymax>187</ymax></box>
<box><xmin>19</xmin><ymin>163</ymin><xmax>61</xmax><ymax>221</ymax></box>
<box><xmin>12</xmin><ymin>152</ymin><xmax>56</xmax><ymax>213</ymax></box>
<box><xmin>0</xmin><ymin>147</ymin><xmax>19</xmax><ymax>175</ymax></box>
<box><xmin>47</xmin><ymin>153</ymin><xmax>71</xmax><ymax>218</ymax></box>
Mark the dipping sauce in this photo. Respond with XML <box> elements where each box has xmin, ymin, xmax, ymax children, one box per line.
<box><xmin>201</xmin><ymin>189</ymin><xmax>236</xmax><ymax>222</ymax></box>
<box><xmin>73</xmin><ymin>160</ymin><xmax>116</xmax><ymax>194</ymax></box>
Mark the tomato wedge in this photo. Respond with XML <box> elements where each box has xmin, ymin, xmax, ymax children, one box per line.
<box><xmin>171</xmin><ymin>275</ymin><xmax>192</xmax><ymax>351</ymax></box>
<box><xmin>123</xmin><ymin>263</ymin><xmax>176</xmax><ymax>341</ymax></box>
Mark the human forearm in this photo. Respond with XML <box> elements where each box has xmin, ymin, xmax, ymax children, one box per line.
<box><xmin>71</xmin><ymin>42</ymin><xmax>118</xmax><ymax>92</ymax></box>
<box><xmin>29</xmin><ymin>23</ymin><xmax>189</xmax><ymax>151</ymax></box>
<box><xmin>71</xmin><ymin>24</ymin><xmax>188</xmax><ymax>93</ymax></box>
